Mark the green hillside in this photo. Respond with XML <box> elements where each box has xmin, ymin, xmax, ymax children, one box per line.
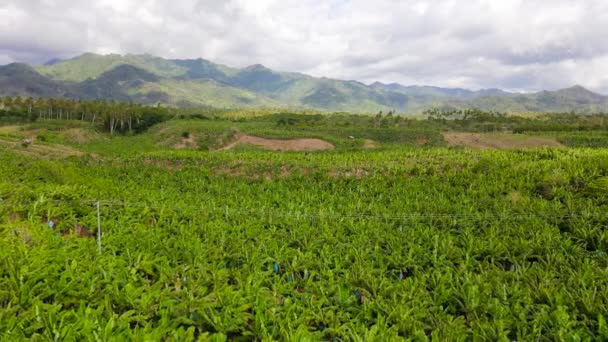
<box><xmin>0</xmin><ymin>63</ymin><xmax>71</xmax><ymax>98</ymax></box>
<box><xmin>36</xmin><ymin>53</ymin><xmax>188</xmax><ymax>81</ymax></box>
<box><xmin>0</xmin><ymin>53</ymin><xmax>604</xmax><ymax>113</ymax></box>
<box><xmin>148</xmin><ymin>79</ymin><xmax>280</xmax><ymax>108</ymax></box>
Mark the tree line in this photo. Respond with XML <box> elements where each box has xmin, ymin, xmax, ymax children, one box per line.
<box><xmin>424</xmin><ymin>108</ymin><xmax>608</xmax><ymax>132</ymax></box>
<box><xmin>0</xmin><ymin>97</ymin><xmax>171</xmax><ymax>134</ymax></box>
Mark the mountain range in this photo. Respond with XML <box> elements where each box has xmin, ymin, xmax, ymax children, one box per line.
<box><xmin>1</xmin><ymin>52</ymin><xmax>607</xmax><ymax>113</ymax></box>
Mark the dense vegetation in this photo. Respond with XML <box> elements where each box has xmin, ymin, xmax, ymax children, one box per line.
<box><xmin>0</xmin><ymin>96</ymin><xmax>172</xmax><ymax>134</ymax></box>
<box><xmin>3</xmin><ymin>96</ymin><xmax>608</xmax><ymax>148</ymax></box>
<box><xmin>1</xmin><ymin>108</ymin><xmax>608</xmax><ymax>340</ymax></box>
<box><xmin>425</xmin><ymin>108</ymin><xmax>608</xmax><ymax>132</ymax></box>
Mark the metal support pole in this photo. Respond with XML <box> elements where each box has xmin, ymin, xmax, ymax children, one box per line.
<box><xmin>96</xmin><ymin>201</ymin><xmax>102</xmax><ymax>255</ymax></box>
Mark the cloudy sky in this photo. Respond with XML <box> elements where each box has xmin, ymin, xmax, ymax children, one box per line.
<box><xmin>1</xmin><ymin>0</ymin><xmax>607</xmax><ymax>93</ymax></box>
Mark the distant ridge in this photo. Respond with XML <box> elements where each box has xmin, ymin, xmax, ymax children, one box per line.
<box><xmin>43</xmin><ymin>58</ymin><xmax>63</xmax><ymax>66</ymax></box>
<box><xmin>0</xmin><ymin>52</ymin><xmax>606</xmax><ymax>113</ymax></box>
<box><xmin>369</xmin><ymin>82</ymin><xmax>511</xmax><ymax>100</ymax></box>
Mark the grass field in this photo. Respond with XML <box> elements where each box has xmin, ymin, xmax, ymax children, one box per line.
<box><xmin>1</xmin><ymin>115</ymin><xmax>608</xmax><ymax>340</ymax></box>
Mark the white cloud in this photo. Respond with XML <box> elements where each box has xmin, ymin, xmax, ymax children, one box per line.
<box><xmin>0</xmin><ymin>0</ymin><xmax>607</xmax><ymax>93</ymax></box>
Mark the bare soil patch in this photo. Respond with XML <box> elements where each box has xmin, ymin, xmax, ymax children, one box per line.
<box><xmin>62</xmin><ymin>128</ymin><xmax>96</xmax><ymax>144</ymax></box>
<box><xmin>416</xmin><ymin>137</ymin><xmax>429</xmax><ymax>145</ymax></box>
<box><xmin>174</xmin><ymin>135</ymin><xmax>198</xmax><ymax>149</ymax></box>
<box><xmin>0</xmin><ymin>138</ymin><xmax>88</xmax><ymax>158</ymax></box>
<box><xmin>443</xmin><ymin>132</ymin><xmax>563</xmax><ymax>150</ymax></box>
<box><xmin>221</xmin><ymin>134</ymin><xmax>334</xmax><ymax>152</ymax></box>
<box><xmin>363</xmin><ymin>139</ymin><xmax>378</xmax><ymax>149</ymax></box>
<box><xmin>328</xmin><ymin>169</ymin><xmax>370</xmax><ymax>179</ymax></box>
<box><xmin>0</xmin><ymin>126</ymin><xmax>21</xmax><ymax>134</ymax></box>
